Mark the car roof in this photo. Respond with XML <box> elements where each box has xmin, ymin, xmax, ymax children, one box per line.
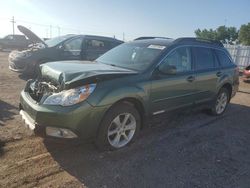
<box><xmin>131</xmin><ymin>37</ymin><xmax>224</xmax><ymax>49</ymax></box>
<box><xmin>130</xmin><ymin>38</ymin><xmax>174</xmax><ymax>46</ymax></box>
<box><xmin>67</xmin><ymin>34</ymin><xmax>123</xmax><ymax>43</ymax></box>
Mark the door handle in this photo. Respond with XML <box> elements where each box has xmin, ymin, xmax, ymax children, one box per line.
<box><xmin>186</xmin><ymin>76</ymin><xmax>195</xmax><ymax>82</ymax></box>
<box><xmin>216</xmin><ymin>71</ymin><xmax>222</xmax><ymax>77</ymax></box>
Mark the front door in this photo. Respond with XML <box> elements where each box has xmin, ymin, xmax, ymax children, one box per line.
<box><xmin>60</xmin><ymin>37</ymin><xmax>83</xmax><ymax>60</ymax></box>
<box><xmin>150</xmin><ymin>47</ymin><xmax>196</xmax><ymax>114</ymax></box>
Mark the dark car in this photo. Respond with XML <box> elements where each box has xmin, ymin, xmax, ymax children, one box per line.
<box><xmin>0</xmin><ymin>34</ymin><xmax>31</xmax><ymax>51</ymax></box>
<box><xmin>9</xmin><ymin>25</ymin><xmax>123</xmax><ymax>76</ymax></box>
<box><xmin>19</xmin><ymin>37</ymin><xmax>239</xmax><ymax>150</ymax></box>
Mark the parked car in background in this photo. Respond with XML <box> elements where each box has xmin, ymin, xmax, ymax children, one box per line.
<box><xmin>243</xmin><ymin>65</ymin><xmax>250</xmax><ymax>82</ymax></box>
<box><xmin>19</xmin><ymin>37</ymin><xmax>239</xmax><ymax>150</ymax></box>
<box><xmin>9</xmin><ymin>25</ymin><xmax>123</xmax><ymax>76</ymax></box>
<box><xmin>0</xmin><ymin>34</ymin><xmax>31</xmax><ymax>51</ymax></box>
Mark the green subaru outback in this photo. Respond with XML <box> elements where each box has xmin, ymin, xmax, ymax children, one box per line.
<box><xmin>19</xmin><ymin>37</ymin><xmax>239</xmax><ymax>150</ymax></box>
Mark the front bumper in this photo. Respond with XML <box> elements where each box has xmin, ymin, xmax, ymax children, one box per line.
<box><xmin>8</xmin><ymin>57</ymin><xmax>27</xmax><ymax>73</ymax></box>
<box><xmin>19</xmin><ymin>90</ymin><xmax>110</xmax><ymax>139</ymax></box>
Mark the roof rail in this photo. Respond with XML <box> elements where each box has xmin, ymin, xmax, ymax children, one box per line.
<box><xmin>174</xmin><ymin>37</ymin><xmax>223</xmax><ymax>47</ymax></box>
<box><xmin>134</xmin><ymin>36</ymin><xmax>172</xmax><ymax>41</ymax></box>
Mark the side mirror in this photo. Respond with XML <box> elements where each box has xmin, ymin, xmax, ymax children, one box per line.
<box><xmin>158</xmin><ymin>65</ymin><xmax>177</xmax><ymax>75</ymax></box>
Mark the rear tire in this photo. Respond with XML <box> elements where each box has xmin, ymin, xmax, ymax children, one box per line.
<box><xmin>210</xmin><ymin>87</ymin><xmax>229</xmax><ymax>116</ymax></box>
<box><xmin>95</xmin><ymin>102</ymin><xmax>141</xmax><ymax>151</ymax></box>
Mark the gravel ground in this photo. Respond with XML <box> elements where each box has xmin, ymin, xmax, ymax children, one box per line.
<box><xmin>1</xmin><ymin>51</ymin><xmax>250</xmax><ymax>188</ymax></box>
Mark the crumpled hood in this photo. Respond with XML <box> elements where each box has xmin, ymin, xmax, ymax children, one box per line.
<box><xmin>40</xmin><ymin>61</ymin><xmax>138</xmax><ymax>88</ymax></box>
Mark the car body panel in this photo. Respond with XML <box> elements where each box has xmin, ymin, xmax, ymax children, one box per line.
<box><xmin>150</xmin><ymin>72</ymin><xmax>196</xmax><ymax>113</ymax></box>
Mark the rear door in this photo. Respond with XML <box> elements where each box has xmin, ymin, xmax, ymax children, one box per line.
<box><xmin>84</xmin><ymin>38</ymin><xmax>110</xmax><ymax>61</ymax></box>
<box><xmin>150</xmin><ymin>46</ymin><xmax>196</xmax><ymax>114</ymax></box>
<box><xmin>192</xmin><ymin>47</ymin><xmax>220</xmax><ymax>103</ymax></box>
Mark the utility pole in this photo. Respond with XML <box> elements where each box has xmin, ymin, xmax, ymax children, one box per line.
<box><xmin>57</xmin><ymin>26</ymin><xmax>60</xmax><ymax>36</ymax></box>
<box><xmin>10</xmin><ymin>16</ymin><xmax>16</xmax><ymax>36</ymax></box>
<box><xmin>122</xmin><ymin>32</ymin><xmax>125</xmax><ymax>41</ymax></box>
<box><xmin>50</xmin><ymin>25</ymin><xmax>52</xmax><ymax>38</ymax></box>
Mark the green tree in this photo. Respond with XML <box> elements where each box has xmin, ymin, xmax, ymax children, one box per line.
<box><xmin>195</xmin><ymin>28</ymin><xmax>217</xmax><ymax>40</ymax></box>
<box><xmin>195</xmin><ymin>26</ymin><xmax>238</xmax><ymax>44</ymax></box>
<box><xmin>239</xmin><ymin>23</ymin><xmax>250</xmax><ymax>45</ymax></box>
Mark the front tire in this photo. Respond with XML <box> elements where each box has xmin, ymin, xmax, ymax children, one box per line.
<box><xmin>95</xmin><ymin>102</ymin><xmax>141</xmax><ymax>151</ymax></box>
<box><xmin>210</xmin><ymin>88</ymin><xmax>229</xmax><ymax>115</ymax></box>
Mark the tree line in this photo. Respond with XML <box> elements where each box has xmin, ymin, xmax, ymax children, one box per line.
<box><xmin>195</xmin><ymin>22</ymin><xmax>250</xmax><ymax>45</ymax></box>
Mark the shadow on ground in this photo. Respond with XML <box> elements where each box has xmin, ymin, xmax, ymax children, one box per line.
<box><xmin>0</xmin><ymin>100</ymin><xmax>18</xmax><ymax>126</ymax></box>
<box><xmin>0</xmin><ymin>140</ymin><xmax>5</xmax><ymax>157</ymax></box>
<box><xmin>44</xmin><ymin>103</ymin><xmax>250</xmax><ymax>188</ymax></box>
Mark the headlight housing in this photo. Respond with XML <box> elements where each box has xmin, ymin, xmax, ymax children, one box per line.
<box><xmin>43</xmin><ymin>83</ymin><xmax>96</xmax><ymax>106</ymax></box>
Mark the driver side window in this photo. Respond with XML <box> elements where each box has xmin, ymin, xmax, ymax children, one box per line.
<box><xmin>160</xmin><ymin>47</ymin><xmax>192</xmax><ymax>73</ymax></box>
<box><xmin>63</xmin><ymin>38</ymin><xmax>82</xmax><ymax>51</ymax></box>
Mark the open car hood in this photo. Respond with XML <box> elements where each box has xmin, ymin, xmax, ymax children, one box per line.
<box><xmin>17</xmin><ymin>25</ymin><xmax>47</xmax><ymax>46</ymax></box>
<box><xmin>40</xmin><ymin>61</ymin><xmax>138</xmax><ymax>89</ymax></box>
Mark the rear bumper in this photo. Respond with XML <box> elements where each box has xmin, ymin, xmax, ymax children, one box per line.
<box><xmin>19</xmin><ymin>90</ymin><xmax>110</xmax><ymax>139</ymax></box>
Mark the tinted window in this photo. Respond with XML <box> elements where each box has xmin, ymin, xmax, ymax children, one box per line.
<box><xmin>216</xmin><ymin>50</ymin><xmax>233</xmax><ymax>67</ymax></box>
<box><xmin>193</xmin><ymin>47</ymin><xmax>215</xmax><ymax>70</ymax></box>
<box><xmin>14</xmin><ymin>35</ymin><xmax>26</xmax><ymax>41</ymax></box>
<box><xmin>5</xmin><ymin>35</ymin><xmax>13</xmax><ymax>40</ymax></box>
<box><xmin>86</xmin><ymin>39</ymin><xmax>106</xmax><ymax>49</ymax></box>
<box><xmin>160</xmin><ymin>47</ymin><xmax>192</xmax><ymax>73</ymax></box>
<box><xmin>63</xmin><ymin>38</ymin><xmax>82</xmax><ymax>51</ymax></box>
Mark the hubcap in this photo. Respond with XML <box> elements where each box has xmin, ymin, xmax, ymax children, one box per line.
<box><xmin>107</xmin><ymin>113</ymin><xmax>136</xmax><ymax>148</ymax></box>
<box><xmin>215</xmin><ymin>92</ymin><xmax>228</xmax><ymax>114</ymax></box>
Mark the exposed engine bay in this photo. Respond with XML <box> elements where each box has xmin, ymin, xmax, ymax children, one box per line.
<box><xmin>26</xmin><ymin>78</ymin><xmax>61</xmax><ymax>102</ymax></box>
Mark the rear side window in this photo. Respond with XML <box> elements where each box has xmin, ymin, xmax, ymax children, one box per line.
<box><xmin>193</xmin><ymin>47</ymin><xmax>215</xmax><ymax>70</ymax></box>
<box><xmin>86</xmin><ymin>39</ymin><xmax>106</xmax><ymax>49</ymax></box>
<box><xmin>216</xmin><ymin>50</ymin><xmax>233</xmax><ymax>67</ymax></box>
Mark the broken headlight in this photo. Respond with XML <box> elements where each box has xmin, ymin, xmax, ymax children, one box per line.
<box><xmin>43</xmin><ymin>84</ymin><xmax>96</xmax><ymax>106</ymax></box>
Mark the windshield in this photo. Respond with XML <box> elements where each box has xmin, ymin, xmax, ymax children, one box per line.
<box><xmin>96</xmin><ymin>43</ymin><xmax>166</xmax><ymax>71</ymax></box>
<box><xmin>45</xmin><ymin>35</ymin><xmax>75</xmax><ymax>47</ymax></box>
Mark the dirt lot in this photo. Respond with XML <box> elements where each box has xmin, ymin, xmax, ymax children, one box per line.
<box><xmin>1</xmin><ymin>51</ymin><xmax>250</xmax><ymax>188</ymax></box>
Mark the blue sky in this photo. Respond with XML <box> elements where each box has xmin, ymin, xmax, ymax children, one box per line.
<box><xmin>0</xmin><ymin>0</ymin><xmax>249</xmax><ymax>40</ymax></box>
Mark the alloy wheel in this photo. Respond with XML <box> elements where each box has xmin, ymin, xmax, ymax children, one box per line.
<box><xmin>215</xmin><ymin>91</ymin><xmax>228</xmax><ymax>114</ymax></box>
<box><xmin>107</xmin><ymin>113</ymin><xmax>136</xmax><ymax>148</ymax></box>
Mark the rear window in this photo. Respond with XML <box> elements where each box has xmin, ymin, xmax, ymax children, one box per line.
<box><xmin>215</xmin><ymin>50</ymin><xmax>233</xmax><ymax>67</ymax></box>
<box><xmin>193</xmin><ymin>47</ymin><xmax>215</xmax><ymax>70</ymax></box>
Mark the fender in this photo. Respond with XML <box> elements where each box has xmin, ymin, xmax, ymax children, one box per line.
<box><xmin>88</xmin><ymin>83</ymin><xmax>151</xmax><ymax>115</ymax></box>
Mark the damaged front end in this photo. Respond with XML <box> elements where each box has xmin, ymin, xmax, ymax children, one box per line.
<box><xmin>25</xmin><ymin>77</ymin><xmax>96</xmax><ymax>106</ymax></box>
<box><xmin>25</xmin><ymin>78</ymin><xmax>61</xmax><ymax>103</ymax></box>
